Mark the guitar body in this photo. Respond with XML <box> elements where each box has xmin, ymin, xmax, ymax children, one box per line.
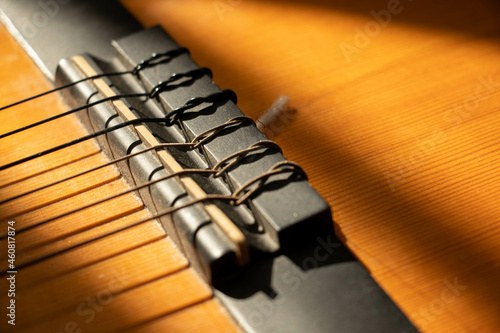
<box><xmin>0</xmin><ymin>0</ymin><xmax>499</xmax><ymax>332</ymax></box>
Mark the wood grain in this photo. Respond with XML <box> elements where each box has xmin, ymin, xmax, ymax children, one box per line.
<box><xmin>120</xmin><ymin>0</ymin><xmax>500</xmax><ymax>331</ymax></box>
<box><xmin>0</xmin><ymin>22</ymin><xmax>237</xmax><ymax>333</ymax></box>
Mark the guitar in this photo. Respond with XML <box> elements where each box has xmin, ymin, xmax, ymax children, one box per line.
<box><xmin>1</xmin><ymin>0</ymin><xmax>500</xmax><ymax>332</ymax></box>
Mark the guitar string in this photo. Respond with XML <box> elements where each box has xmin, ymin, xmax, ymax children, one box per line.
<box><xmin>0</xmin><ymin>115</ymin><xmax>255</xmax><ymax>205</ymax></box>
<box><xmin>0</xmin><ymin>67</ymin><xmax>213</xmax><ymax>140</ymax></box>
<box><xmin>3</xmin><ymin>161</ymin><xmax>305</xmax><ymax>273</ymax></box>
<box><xmin>0</xmin><ymin>117</ymin><xmax>260</xmax><ymax>235</ymax></box>
<box><xmin>5</xmin><ymin>194</ymin><xmax>235</xmax><ymax>273</ymax></box>
<box><xmin>0</xmin><ymin>118</ymin><xmax>166</xmax><ymax>171</ymax></box>
<box><xmin>14</xmin><ymin>153</ymin><xmax>302</xmax><ymax>237</ymax></box>
<box><xmin>0</xmin><ymin>48</ymin><xmax>190</xmax><ymax>112</ymax></box>
<box><xmin>1</xmin><ymin>116</ymin><xmax>264</xmax><ymax>228</ymax></box>
<box><xmin>213</xmin><ymin>140</ymin><xmax>282</xmax><ymax>177</ymax></box>
<box><xmin>0</xmin><ymin>90</ymin><xmax>236</xmax><ymax>171</ymax></box>
<box><xmin>10</xmin><ymin>168</ymin><xmax>217</xmax><ymax>237</ymax></box>
<box><xmin>0</xmin><ymin>142</ymin><xmax>193</xmax><ymax>205</ymax></box>
<box><xmin>0</xmin><ymin>111</ymin><xmax>292</xmax><ymax>215</ymax></box>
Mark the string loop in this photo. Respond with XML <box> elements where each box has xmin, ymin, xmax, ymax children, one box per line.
<box><xmin>191</xmin><ymin>116</ymin><xmax>254</xmax><ymax>148</ymax></box>
<box><xmin>149</xmin><ymin>67</ymin><xmax>212</xmax><ymax>98</ymax></box>
<box><xmin>213</xmin><ymin>140</ymin><xmax>282</xmax><ymax>177</ymax></box>
<box><xmin>232</xmin><ymin>161</ymin><xmax>307</xmax><ymax>205</ymax></box>
<box><xmin>165</xmin><ymin>89</ymin><xmax>237</xmax><ymax>124</ymax></box>
<box><xmin>132</xmin><ymin>48</ymin><xmax>190</xmax><ymax>75</ymax></box>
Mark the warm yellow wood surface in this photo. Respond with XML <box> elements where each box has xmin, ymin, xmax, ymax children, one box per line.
<box><xmin>120</xmin><ymin>0</ymin><xmax>500</xmax><ymax>331</ymax></box>
<box><xmin>0</xmin><ymin>23</ymin><xmax>237</xmax><ymax>333</ymax></box>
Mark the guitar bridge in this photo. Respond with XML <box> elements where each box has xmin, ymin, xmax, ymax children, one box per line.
<box><xmin>54</xmin><ymin>26</ymin><xmax>332</xmax><ymax>282</ymax></box>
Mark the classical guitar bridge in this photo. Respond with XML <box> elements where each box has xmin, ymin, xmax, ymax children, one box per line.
<box><xmin>54</xmin><ymin>26</ymin><xmax>332</xmax><ymax>282</ymax></box>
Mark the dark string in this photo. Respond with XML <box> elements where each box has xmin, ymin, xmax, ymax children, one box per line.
<box><xmin>0</xmin><ymin>67</ymin><xmax>213</xmax><ymax>140</ymax></box>
<box><xmin>0</xmin><ymin>118</ymin><xmax>166</xmax><ymax>171</ymax></box>
<box><xmin>0</xmin><ymin>47</ymin><xmax>189</xmax><ymax>112</ymax></box>
<box><xmin>0</xmin><ymin>93</ymin><xmax>146</xmax><ymax>140</ymax></box>
<box><xmin>1</xmin><ymin>114</ymin><xmax>248</xmax><ymax>203</ymax></box>
<box><xmin>0</xmin><ymin>90</ymin><xmax>237</xmax><ymax>171</ymax></box>
<box><xmin>165</xmin><ymin>89</ymin><xmax>237</xmax><ymax>124</ymax></box>
<box><xmin>149</xmin><ymin>67</ymin><xmax>213</xmax><ymax>98</ymax></box>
